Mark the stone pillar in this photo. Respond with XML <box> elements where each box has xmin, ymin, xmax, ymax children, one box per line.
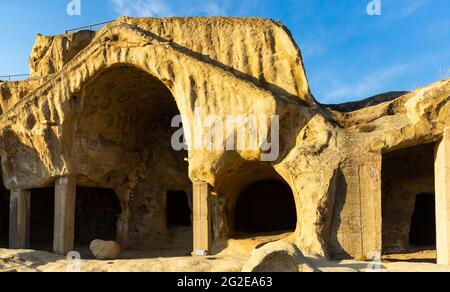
<box><xmin>435</xmin><ymin>130</ymin><xmax>450</xmax><ymax>265</ymax></box>
<box><xmin>359</xmin><ymin>154</ymin><xmax>382</xmax><ymax>260</ymax></box>
<box><xmin>192</xmin><ymin>182</ymin><xmax>212</xmax><ymax>256</ymax></box>
<box><xmin>9</xmin><ymin>189</ymin><xmax>31</xmax><ymax>249</ymax></box>
<box><xmin>53</xmin><ymin>176</ymin><xmax>76</xmax><ymax>255</ymax></box>
<box><xmin>330</xmin><ymin>154</ymin><xmax>382</xmax><ymax>260</ymax></box>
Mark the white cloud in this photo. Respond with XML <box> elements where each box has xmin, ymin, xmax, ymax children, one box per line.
<box><xmin>321</xmin><ymin>63</ymin><xmax>413</xmax><ymax>102</ymax></box>
<box><xmin>384</xmin><ymin>0</ymin><xmax>431</xmax><ymax>20</ymax></box>
<box><xmin>110</xmin><ymin>0</ymin><xmax>230</xmax><ymax>17</ymax></box>
<box><xmin>398</xmin><ymin>0</ymin><xmax>429</xmax><ymax>18</ymax></box>
<box><xmin>111</xmin><ymin>0</ymin><xmax>173</xmax><ymax>17</ymax></box>
<box><xmin>201</xmin><ymin>2</ymin><xmax>225</xmax><ymax>15</ymax></box>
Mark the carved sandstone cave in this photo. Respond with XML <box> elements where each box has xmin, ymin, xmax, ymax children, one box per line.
<box><xmin>0</xmin><ymin>17</ymin><xmax>450</xmax><ymax>263</ymax></box>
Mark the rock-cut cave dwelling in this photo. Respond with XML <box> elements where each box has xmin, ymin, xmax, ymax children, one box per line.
<box><xmin>0</xmin><ymin>17</ymin><xmax>450</xmax><ymax>266</ymax></box>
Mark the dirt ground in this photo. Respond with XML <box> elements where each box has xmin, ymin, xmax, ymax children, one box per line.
<box><xmin>0</xmin><ymin>236</ymin><xmax>448</xmax><ymax>272</ymax></box>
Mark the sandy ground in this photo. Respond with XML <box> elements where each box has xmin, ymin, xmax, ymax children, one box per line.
<box><xmin>1</xmin><ymin>235</ymin><xmax>449</xmax><ymax>272</ymax></box>
<box><xmin>2</xmin><ymin>248</ymin><xmax>450</xmax><ymax>272</ymax></box>
<box><xmin>1</xmin><ymin>248</ymin><xmax>450</xmax><ymax>272</ymax></box>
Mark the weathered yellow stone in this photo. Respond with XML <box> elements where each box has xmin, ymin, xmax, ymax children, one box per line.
<box><xmin>0</xmin><ymin>17</ymin><xmax>449</xmax><ymax>266</ymax></box>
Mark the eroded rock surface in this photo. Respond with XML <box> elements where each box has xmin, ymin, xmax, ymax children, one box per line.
<box><xmin>0</xmin><ymin>16</ymin><xmax>449</xmax><ymax>262</ymax></box>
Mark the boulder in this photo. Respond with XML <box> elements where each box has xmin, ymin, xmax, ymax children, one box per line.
<box><xmin>90</xmin><ymin>240</ymin><xmax>121</xmax><ymax>260</ymax></box>
<box><xmin>242</xmin><ymin>241</ymin><xmax>313</xmax><ymax>272</ymax></box>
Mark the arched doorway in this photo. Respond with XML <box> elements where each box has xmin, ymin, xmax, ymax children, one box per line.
<box><xmin>216</xmin><ymin>161</ymin><xmax>298</xmax><ymax>241</ymax></box>
<box><xmin>234</xmin><ymin>179</ymin><xmax>296</xmax><ymax>234</ymax></box>
<box><xmin>76</xmin><ymin>65</ymin><xmax>191</xmax><ymax>255</ymax></box>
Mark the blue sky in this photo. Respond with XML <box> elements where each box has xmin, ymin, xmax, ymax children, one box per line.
<box><xmin>0</xmin><ymin>0</ymin><xmax>449</xmax><ymax>104</ymax></box>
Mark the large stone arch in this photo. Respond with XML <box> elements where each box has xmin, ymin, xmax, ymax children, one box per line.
<box><xmin>0</xmin><ymin>18</ymin><xmax>333</xmax><ymax>257</ymax></box>
<box><xmin>0</xmin><ymin>23</ymin><xmax>315</xmax><ymax>189</ymax></box>
<box><xmin>212</xmin><ymin>160</ymin><xmax>299</xmax><ymax>240</ymax></box>
<box><xmin>70</xmin><ymin>63</ymin><xmax>192</xmax><ymax>250</ymax></box>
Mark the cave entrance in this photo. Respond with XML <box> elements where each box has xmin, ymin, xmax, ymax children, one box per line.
<box><xmin>29</xmin><ymin>187</ymin><xmax>122</xmax><ymax>251</ymax></box>
<box><xmin>166</xmin><ymin>191</ymin><xmax>191</xmax><ymax>228</ymax></box>
<box><xmin>409</xmin><ymin>193</ymin><xmax>436</xmax><ymax>247</ymax></box>
<box><xmin>381</xmin><ymin>143</ymin><xmax>436</xmax><ymax>263</ymax></box>
<box><xmin>234</xmin><ymin>180</ymin><xmax>296</xmax><ymax>235</ymax></box>
<box><xmin>79</xmin><ymin>64</ymin><xmax>191</xmax><ymax>255</ymax></box>
<box><xmin>30</xmin><ymin>188</ymin><xmax>54</xmax><ymax>251</ymax></box>
<box><xmin>75</xmin><ymin>187</ymin><xmax>122</xmax><ymax>247</ymax></box>
<box><xmin>0</xmin><ymin>178</ymin><xmax>9</xmax><ymax>248</ymax></box>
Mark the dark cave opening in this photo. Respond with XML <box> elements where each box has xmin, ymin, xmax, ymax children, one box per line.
<box><xmin>409</xmin><ymin>193</ymin><xmax>436</xmax><ymax>247</ymax></box>
<box><xmin>0</xmin><ymin>182</ymin><xmax>9</xmax><ymax>248</ymax></box>
<box><xmin>234</xmin><ymin>180</ymin><xmax>296</xmax><ymax>234</ymax></box>
<box><xmin>29</xmin><ymin>187</ymin><xmax>122</xmax><ymax>250</ymax></box>
<box><xmin>30</xmin><ymin>188</ymin><xmax>54</xmax><ymax>251</ymax></box>
<box><xmin>79</xmin><ymin>65</ymin><xmax>192</xmax><ymax>251</ymax></box>
<box><xmin>166</xmin><ymin>191</ymin><xmax>191</xmax><ymax>227</ymax></box>
<box><xmin>75</xmin><ymin>187</ymin><xmax>122</xmax><ymax>246</ymax></box>
<box><xmin>382</xmin><ymin>143</ymin><xmax>436</xmax><ymax>258</ymax></box>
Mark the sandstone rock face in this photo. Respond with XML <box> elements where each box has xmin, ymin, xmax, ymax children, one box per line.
<box><xmin>0</xmin><ymin>78</ymin><xmax>44</xmax><ymax>114</ymax></box>
<box><xmin>90</xmin><ymin>240</ymin><xmax>121</xmax><ymax>260</ymax></box>
<box><xmin>0</xmin><ymin>16</ymin><xmax>449</xmax><ymax>261</ymax></box>
<box><xmin>29</xmin><ymin>30</ymin><xmax>96</xmax><ymax>78</ymax></box>
<box><xmin>117</xmin><ymin>17</ymin><xmax>313</xmax><ymax>104</ymax></box>
<box><xmin>0</xmin><ymin>17</ymin><xmax>314</xmax><ymax>253</ymax></box>
<box><xmin>242</xmin><ymin>241</ymin><xmax>312</xmax><ymax>272</ymax></box>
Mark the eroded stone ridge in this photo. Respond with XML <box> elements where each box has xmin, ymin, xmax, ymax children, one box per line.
<box><xmin>0</xmin><ymin>17</ymin><xmax>449</xmax><ymax>263</ymax></box>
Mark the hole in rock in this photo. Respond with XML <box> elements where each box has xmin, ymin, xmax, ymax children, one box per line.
<box><xmin>75</xmin><ymin>187</ymin><xmax>122</xmax><ymax>246</ymax></box>
<box><xmin>166</xmin><ymin>191</ymin><xmax>191</xmax><ymax>227</ymax></box>
<box><xmin>409</xmin><ymin>193</ymin><xmax>436</xmax><ymax>247</ymax></box>
<box><xmin>30</xmin><ymin>188</ymin><xmax>54</xmax><ymax>251</ymax></box>
<box><xmin>234</xmin><ymin>180</ymin><xmax>296</xmax><ymax>234</ymax></box>
<box><xmin>0</xmin><ymin>181</ymin><xmax>9</xmax><ymax>247</ymax></box>
<box><xmin>382</xmin><ymin>143</ymin><xmax>436</xmax><ymax>262</ymax></box>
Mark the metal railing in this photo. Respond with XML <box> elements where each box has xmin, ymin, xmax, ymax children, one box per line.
<box><xmin>0</xmin><ymin>74</ymin><xmax>30</xmax><ymax>82</ymax></box>
<box><xmin>0</xmin><ymin>21</ymin><xmax>118</xmax><ymax>83</ymax></box>
<box><xmin>65</xmin><ymin>20</ymin><xmax>115</xmax><ymax>34</ymax></box>
<box><xmin>1</xmin><ymin>20</ymin><xmax>117</xmax><ymax>83</ymax></box>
